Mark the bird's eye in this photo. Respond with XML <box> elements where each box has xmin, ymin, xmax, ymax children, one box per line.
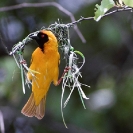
<box><xmin>41</xmin><ymin>34</ymin><xmax>45</xmax><ymax>38</ymax></box>
<box><xmin>38</xmin><ymin>32</ymin><xmax>46</xmax><ymax>39</ymax></box>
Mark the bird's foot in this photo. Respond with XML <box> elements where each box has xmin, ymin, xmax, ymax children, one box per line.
<box><xmin>57</xmin><ymin>67</ymin><xmax>71</xmax><ymax>85</ymax></box>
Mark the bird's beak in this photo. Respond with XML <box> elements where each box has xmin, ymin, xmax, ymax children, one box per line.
<box><xmin>28</xmin><ymin>32</ymin><xmax>39</xmax><ymax>40</ymax></box>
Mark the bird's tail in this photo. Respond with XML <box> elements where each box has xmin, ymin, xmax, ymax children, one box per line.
<box><xmin>21</xmin><ymin>92</ymin><xmax>46</xmax><ymax>119</ymax></box>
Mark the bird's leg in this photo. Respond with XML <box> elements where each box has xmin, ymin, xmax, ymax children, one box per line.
<box><xmin>20</xmin><ymin>59</ymin><xmax>30</xmax><ymax>83</ymax></box>
<box><xmin>57</xmin><ymin>67</ymin><xmax>70</xmax><ymax>85</ymax></box>
<box><xmin>20</xmin><ymin>59</ymin><xmax>26</xmax><ymax>64</ymax></box>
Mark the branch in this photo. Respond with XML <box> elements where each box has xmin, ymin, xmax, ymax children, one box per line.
<box><xmin>0</xmin><ymin>3</ymin><xmax>132</xmax><ymax>43</ymax></box>
<box><xmin>67</xmin><ymin>6</ymin><xmax>133</xmax><ymax>25</ymax></box>
<box><xmin>103</xmin><ymin>6</ymin><xmax>133</xmax><ymax>18</ymax></box>
<box><xmin>0</xmin><ymin>2</ymin><xmax>86</xmax><ymax>43</ymax></box>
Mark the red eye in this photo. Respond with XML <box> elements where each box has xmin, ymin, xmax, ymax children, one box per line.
<box><xmin>41</xmin><ymin>34</ymin><xmax>45</xmax><ymax>38</ymax></box>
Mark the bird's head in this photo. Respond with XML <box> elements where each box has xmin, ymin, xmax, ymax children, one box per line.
<box><xmin>29</xmin><ymin>30</ymin><xmax>57</xmax><ymax>52</ymax></box>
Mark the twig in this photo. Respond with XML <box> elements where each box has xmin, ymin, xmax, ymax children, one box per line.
<box><xmin>0</xmin><ymin>2</ymin><xmax>86</xmax><ymax>43</ymax></box>
<box><xmin>102</xmin><ymin>6</ymin><xmax>133</xmax><ymax>18</ymax></box>
<box><xmin>67</xmin><ymin>6</ymin><xmax>133</xmax><ymax>25</ymax></box>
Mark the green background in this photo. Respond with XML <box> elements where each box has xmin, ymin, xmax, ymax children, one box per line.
<box><xmin>0</xmin><ymin>0</ymin><xmax>133</xmax><ymax>133</ymax></box>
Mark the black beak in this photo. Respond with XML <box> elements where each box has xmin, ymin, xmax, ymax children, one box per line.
<box><xmin>28</xmin><ymin>32</ymin><xmax>39</xmax><ymax>40</ymax></box>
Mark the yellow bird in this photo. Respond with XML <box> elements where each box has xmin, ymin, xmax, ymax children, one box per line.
<box><xmin>21</xmin><ymin>30</ymin><xmax>60</xmax><ymax>119</ymax></box>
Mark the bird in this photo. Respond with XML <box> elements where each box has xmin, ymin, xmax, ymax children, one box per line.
<box><xmin>21</xmin><ymin>30</ymin><xmax>60</xmax><ymax>119</ymax></box>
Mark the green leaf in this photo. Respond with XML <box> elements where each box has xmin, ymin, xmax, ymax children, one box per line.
<box><xmin>94</xmin><ymin>0</ymin><xmax>115</xmax><ymax>21</ymax></box>
<box><xmin>123</xmin><ymin>0</ymin><xmax>133</xmax><ymax>7</ymax></box>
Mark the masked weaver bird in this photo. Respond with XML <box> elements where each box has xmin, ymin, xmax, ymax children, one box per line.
<box><xmin>21</xmin><ymin>30</ymin><xmax>60</xmax><ymax>119</ymax></box>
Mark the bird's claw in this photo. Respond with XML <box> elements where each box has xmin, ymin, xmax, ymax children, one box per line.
<box><xmin>57</xmin><ymin>67</ymin><xmax>71</xmax><ymax>85</ymax></box>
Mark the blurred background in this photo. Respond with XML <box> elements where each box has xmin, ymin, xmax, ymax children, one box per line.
<box><xmin>0</xmin><ymin>0</ymin><xmax>133</xmax><ymax>133</ymax></box>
